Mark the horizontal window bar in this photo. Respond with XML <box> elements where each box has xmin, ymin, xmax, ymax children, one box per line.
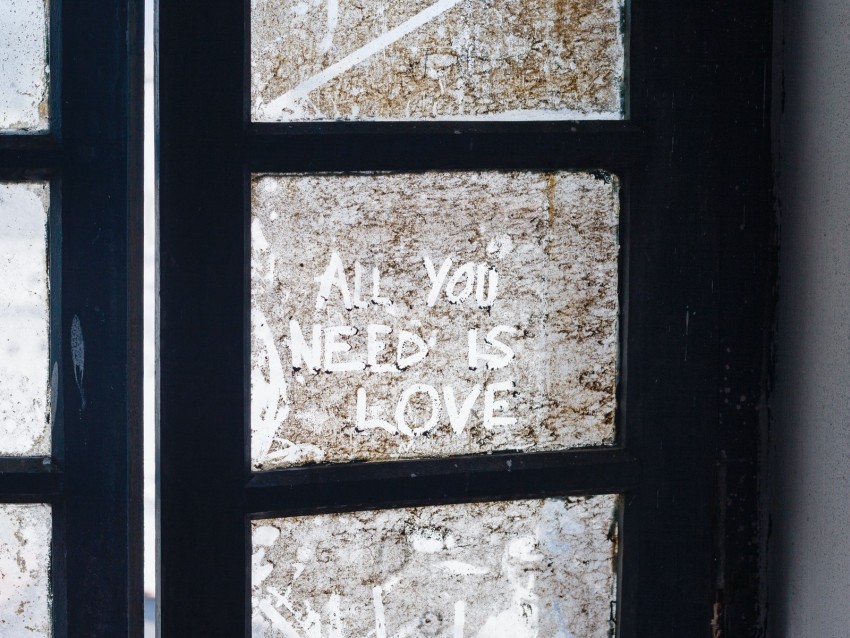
<box><xmin>246</xmin><ymin>448</ymin><xmax>637</xmax><ymax>517</ymax></box>
<box><xmin>0</xmin><ymin>135</ymin><xmax>59</xmax><ymax>176</ymax></box>
<box><xmin>0</xmin><ymin>458</ymin><xmax>62</xmax><ymax>501</ymax></box>
<box><xmin>249</xmin><ymin>121</ymin><xmax>639</xmax><ymax>137</ymax></box>
<box><xmin>246</xmin><ymin>122</ymin><xmax>644</xmax><ymax>173</ymax></box>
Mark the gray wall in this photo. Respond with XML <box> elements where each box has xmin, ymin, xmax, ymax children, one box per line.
<box><xmin>769</xmin><ymin>0</ymin><xmax>850</xmax><ymax>635</ymax></box>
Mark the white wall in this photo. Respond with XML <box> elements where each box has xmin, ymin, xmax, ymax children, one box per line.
<box><xmin>769</xmin><ymin>1</ymin><xmax>850</xmax><ymax>635</ymax></box>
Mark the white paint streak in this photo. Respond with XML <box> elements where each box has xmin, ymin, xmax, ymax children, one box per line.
<box><xmin>437</xmin><ymin>560</ymin><xmax>489</xmax><ymax>575</ymax></box>
<box><xmin>251</xmin><ymin>308</ymin><xmax>292</xmax><ymax>463</ymax></box>
<box><xmin>394</xmin><ymin>383</ymin><xmax>441</xmax><ymax>436</ymax></box>
<box><xmin>443</xmin><ymin>384</ymin><xmax>482</xmax><ymax>434</ymax></box>
<box><xmin>372</xmin><ymin>586</ymin><xmax>387</xmax><ymax>638</ymax></box>
<box><xmin>317</xmin><ymin>0</ymin><xmax>339</xmax><ymax>53</ymax></box>
<box><xmin>254</xmin><ymin>525</ymin><xmax>281</xmax><ymax>546</ymax></box>
<box><xmin>259</xmin><ymin>599</ymin><xmax>302</xmax><ymax>638</ymax></box>
<box><xmin>454</xmin><ymin>600</ymin><xmax>466</xmax><ymax>638</ymax></box>
<box><xmin>260</xmin><ymin>0</ymin><xmax>464</xmax><ymax>119</ymax></box>
<box><xmin>252</xmin><ymin>548</ymin><xmax>274</xmax><ymax>585</ymax></box>
<box><xmin>410</xmin><ymin>528</ymin><xmax>445</xmax><ymax>553</ymax></box>
<box><xmin>326</xmin><ymin>594</ymin><xmax>343</xmax><ymax>638</ymax></box>
<box><xmin>263</xmin><ymin>439</ymin><xmax>325</xmax><ymax>465</ymax></box>
<box><xmin>424</xmin><ymin>256</ymin><xmax>452</xmax><ymax>307</ymax></box>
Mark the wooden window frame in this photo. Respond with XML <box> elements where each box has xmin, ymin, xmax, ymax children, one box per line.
<box><xmin>157</xmin><ymin>1</ymin><xmax>773</xmax><ymax>635</ymax></box>
<box><xmin>0</xmin><ymin>0</ymin><xmax>144</xmax><ymax>635</ymax></box>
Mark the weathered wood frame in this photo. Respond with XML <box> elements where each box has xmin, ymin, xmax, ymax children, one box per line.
<box><xmin>158</xmin><ymin>0</ymin><xmax>773</xmax><ymax>635</ymax></box>
<box><xmin>0</xmin><ymin>0</ymin><xmax>145</xmax><ymax>634</ymax></box>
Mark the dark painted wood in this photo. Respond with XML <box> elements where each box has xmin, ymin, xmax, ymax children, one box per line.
<box><xmin>57</xmin><ymin>0</ymin><xmax>145</xmax><ymax>634</ymax></box>
<box><xmin>0</xmin><ymin>0</ymin><xmax>144</xmax><ymax>635</ymax></box>
<box><xmin>158</xmin><ymin>0</ymin><xmax>774</xmax><ymax>635</ymax></box>
<box><xmin>157</xmin><ymin>0</ymin><xmax>248</xmax><ymax>634</ymax></box>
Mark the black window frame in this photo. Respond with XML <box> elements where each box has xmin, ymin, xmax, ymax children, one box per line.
<box><xmin>0</xmin><ymin>0</ymin><xmax>144</xmax><ymax>635</ymax></box>
<box><xmin>158</xmin><ymin>1</ymin><xmax>773</xmax><ymax>636</ymax></box>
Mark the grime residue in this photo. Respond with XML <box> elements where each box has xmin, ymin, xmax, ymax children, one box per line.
<box><xmin>251</xmin><ymin>495</ymin><xmax>619</xmax><ymax>638</ymax></box>
<box><xmin>0</xmin><ymin>0</ymin><xmax>49</xmax><ymax>131</ymax></box>
<box><xmin>0</xmin><ymin>504</ymin><xmax>52</xmax><ymax>637</ymax></box>
<box><xmin>251</xmin><ymin>0</ymin><xmax>624</xmax><ymax>121</ymax></box>
<box><xmin>71</xmin><ymin>315</ymin><xmax>85</xmax><ymax>410</ymax></box>
<box><xmin>250</xmin><ymin>171</ymin><xmax>619</xmax><ymax>469</ymax></box>
<box><xmin>0</xmin><ymin>183</ymin><xmax>50</xmax><ymax>456</ymax></box>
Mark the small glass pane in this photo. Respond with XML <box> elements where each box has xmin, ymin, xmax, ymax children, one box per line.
<box><xmin>251</xmin><ymin>171</ymin><xmax>619</xmax><ymax>468</ymax></box>
<box><xmin>0</xmin><ymin>504</ymin><xmax>51</xmax><ymax>636</ymax></box>
<box><xmin>252</xmin><ymin>495</ymin><xmax>619</xmax><ymax>637</ymax></box>
<box><xmin>0</xmin><ymin>0</ymin><xmax>49</xmax><ymax>131</ymax></box>
<box><xmin>0</xmin><ymin>183</ymin><xmax>50</xmax><ymax>456</ymax></box>
<box><xmin>252</xmin><ymin>0</ymin><xmax>624</xmax><ymax>121</ymax></box>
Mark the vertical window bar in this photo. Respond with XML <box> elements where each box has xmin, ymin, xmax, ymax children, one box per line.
<box><xmin>56</xmin><ymin>0</ymin><xmax>144</xmax><ymax>634</ymax></box>
<box><xmin>157</xmin><ymin>0</ymin><xmax>248</xmax><ymax>633</ymax></box>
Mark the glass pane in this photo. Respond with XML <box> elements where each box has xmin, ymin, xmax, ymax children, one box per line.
<box><xmin>252</xmin><ymin>495</ymin><xmax>618</xmax><ymax>637</ymax></box>
<box><xmin>251</xmin><ymin>172</ymin><xmax>618</xmax><ymax>468</ymax></box>
<box><xmin>0</xmin><ymin>504</ymin><xmax>51</xmax><ymax>636</ymax></box>
<box><xmin>0</xmin><ymin>183</ymin><xmax>50</xmax><ymax>456</ymax></box>
<box><xmin>0</xmin><ymin>0</ymin><xmax>49</xmax><ymax>131</ymax></box>
<box><xmin>252</xmin><ymin>0</ymin><xmax>624</xmax><ymax>121</ymax></box>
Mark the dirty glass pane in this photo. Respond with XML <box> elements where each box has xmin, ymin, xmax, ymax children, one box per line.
<box><xmin>0</xmin><ymin>183</ymin><xmax>50</xmax><ymax>456</ymax></box>
<box><xmin>0</xmin><ymin>504</ymin><xmax>51</xmax><ymax>637</ymax></box>
<box><xmin>252</xmin><ymin>0</ymin><xmax>624</xmax><ymax>121</ymax></box>
<box><xmin>0</xmin><ymin>0</ymin><xmax>49</xmax><ymax>131</ymax></box>
<box><xmin>251</xmin><ymin>172</ymin><xmax>618</xmax><ymax>468</ymax></box>
<box><xmin>252</xmin><ymin>495</ymin><xmax>619</xmax><ymax>638</ymax></box>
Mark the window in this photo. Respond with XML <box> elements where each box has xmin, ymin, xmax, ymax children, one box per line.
<box><xmin>157</xmin><ymin>1</ymin><xmax>772</xmax><ymax>636</ymax></box>
<box><xmin>0</xmin><ymin>0</ymin><xmax>143</xmax><ymax>634</ymax></box>
<box><xmin>0</xmin><ymin>0</ymin><xmax>778</xmax><ymax>635</ymax></box>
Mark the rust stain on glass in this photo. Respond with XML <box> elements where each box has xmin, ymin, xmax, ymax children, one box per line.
<box><xmin>0</xmin><ymin>0</ymin><xmax>49</xmax><ymax>131</ymax></box>
<box><xmin>0</xmin><ymin>183</ymin><xmax>50</xmax><ymax>456</ymax></box>
<box><xmin>251</xmin><ymin>172</ymin><xmax>619</xmax><ymax>468</ymax></box>
<box><xmin>252</xmin><ymin>495</ymin><xmax>619</xmax><ymax>637</ymax></box>
<box><xmin>0</xmin><ymin>504</ymin><xmax>52</xmax><ymax>637</ymax></box>
<box><xmin>252</xmin><ymin>0</ymin><xmax>624</xmax><ymax>121</ymax></box>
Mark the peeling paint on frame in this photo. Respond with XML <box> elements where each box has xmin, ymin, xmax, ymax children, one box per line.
<box><xmin>250</xmin><ymin>171</ymin><xmax>619</xmax><ymax>468</ymax></box>
<box><xmin>251</xmin><ymin>0</ymin><xmax>625</xmax><ymax>121</ymax></box>
<box><xmin>251</xmin><ymin>495</ymin><xmax>619</xmax><ymax>638</ymax></box>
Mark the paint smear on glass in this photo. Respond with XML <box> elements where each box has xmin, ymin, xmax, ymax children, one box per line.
<box><xmin>251</xmin><ymin>171</ymin><xmax>619</xmax><ymax>468</ymax></box>
<box><xmin>252</xmin><ymin>495</ymin><xmax>619</xmax><ymax>637</ymax></box>
<box><xmin>0</xmin><ymin>0</ymin><xmax>49</xmax><ymax>131</ymax></box>
<box><xmin>0</xmin><ymin>183</ymin><xmax>50</xmax><ymax>456</ymax></box>
<box><xmin>252</xmin><ymin>0</ymin><xmax>624</xmax><ymax>121</ymax></box>
<box><xmin>0</xmin><ymin>504</ymin><xmax>51</xmax><ymax>637</ymax></box>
